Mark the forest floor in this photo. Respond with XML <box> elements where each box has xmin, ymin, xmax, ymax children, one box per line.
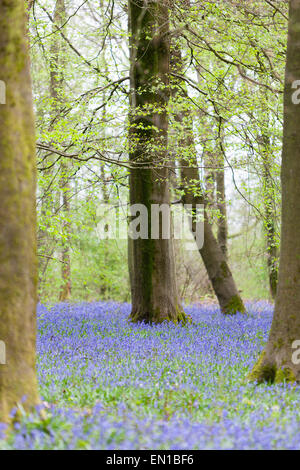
<box><xmin>1</xmin><ymin>301</ymin><xmax>300</xmax><ymax>449</ymax></box>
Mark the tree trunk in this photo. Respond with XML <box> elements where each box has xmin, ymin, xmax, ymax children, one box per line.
<box><xmin>216</xmin><ymin>146</ymin><xmax>228</xmax><ymax>259</ymax></box>
<box><xmin>49</xmin><ymin>0</ymin><xmax>72</xmax><ymax>302</ymax></box>
<box><xmin>59</xmin><ymin>178</ymin><xmax>72</xmax><ymax>301</ymax></box>
<box><xmin>171</xmin><ymin>45</ymin><xmax>245</xmax><ymax>315</ymax></box>
<box><xmin>128</xmin><ymin>0</ymin><xmax>186</xmax><ymax>323</ymax></box>
<box><xmin>260</xmin><ymin>133</ymin><xmax>278</xmax><ymax>300</ymax></box>
<box><xmin>26</xmin><ymin>0</ymin><xmax>35</xmax><ymax>12</ymax></box>
<box><xmin>248</xmin><ymin>0</ymin><xmax>300</xmax><ymax>383</ymax></box>
<box><xmin>263</xmin><ymin>152</ymin><xmax>278</xmax><ymax>300</ymax></box>
<box><xmin>182</xmin><ymin>169</ymin><xmax>245</xmax><ymax>315</ymax></box>
<box><xmin>203</xmin><ymin>147</ymin><xmax>216</xmax><ymax>223</ymax></box>
<box><xmin>0</xmin><ymin>0</ymin><xmax>39</xmax><ymax>422</ymax></box>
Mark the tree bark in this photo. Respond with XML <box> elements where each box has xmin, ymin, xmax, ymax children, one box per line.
<box><xmin>259</xmin><ymin>132</ymin><xmax>278</xmax><ymax>300</ymax></box>
<box><xmin>128</xmin><ymin>0</ymin><xmax>186</xmax><ymax>323</ymax></box>
<box><xmin>49</xmin><ymin>0</ymin><xmax>72</xmax><ymax>302</ymax></box>
<box><xmin>59</xmin><ymin>181</ymin><xmax>72</xmax><ymax>301</ymax></box>
<box><xmin>0</xmin><ymin>0</ymin><xmax>39</xmax><ymax>422</ymax></box>
<box><xmin>26</xmin><ymin>0</ymin><xmax>35</xmax><ymax>13</ymax></box>
<box><xmin>262</xmin><ymin>146</ymin><xmax>278</xmax><ymax>300</ymax></box>
<box><xmin>181</xmin><ymin>164</ymin><xmax>245</xmax><ymax>315</ymax></box>
<box><xmin>203</xmin><ymin>147</ymin><xmax>215</xmax><ymax>223</ymax></box>
<box><xmin>171</xmin><ymin>45</ymin><xmax>245</xmax><ymax>315</ymax></box>
<box><xmin>248</xmin><ymin>0</ymin><xmax>300</xmax><ymax>383</ymax></box>
<box><xmin>216</xmin><ymin>146</ymin><xmax>228</xmax><ymax>259</ymax></box>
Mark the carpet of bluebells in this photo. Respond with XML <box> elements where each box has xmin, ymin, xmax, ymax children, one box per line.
<box><xmin>1</xmin><ymin>301</ymin><xmax>300</xmax><ymax>450</ymax></box>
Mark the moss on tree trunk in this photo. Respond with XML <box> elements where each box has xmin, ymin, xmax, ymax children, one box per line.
<box><xmin>128</xmin><ymin>1</ymin><xmax>187</xmax><ymax>324</ymax></box>
<box><xmin>248</xmin><ymin>1</ymin><xmax>300</xmax><ymax>383</ymax></box>
<box><xmin>0</xmin><ymin>0</ymin><xmax>39</xmax><ymax>422</ymax></box>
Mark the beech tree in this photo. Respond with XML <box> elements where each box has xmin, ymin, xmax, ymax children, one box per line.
<box><xmin>128</xmin><ymin>0</ymin><xmax>186</xmax><ymax>323</ymax></box>
<box><xmin>171</xmin><ymin>45</ymin><xmax>245</xmax><ymax>315</ymax></box>
<box><xmin>215</xmin><ymin>140</ymin><xmax>228</xmax><ymax>259</ymax></box>
<box><xmin>49</xmin><ymin>0</ymin><xmax>72</xmax><ymax>301</ymax></box>
<box><xmin>248</xmin><ymin>0</ymin><xmax>300</xmax><ymax>383</ymax></box>
<box><xmin>0</xmin><ymin>0</ymin><xmax>39</xmax><ymax>421</ymax></box>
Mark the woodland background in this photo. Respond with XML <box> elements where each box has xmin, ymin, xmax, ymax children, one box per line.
<box><xmin>32</xmin><ymin>0</ymin><xmax>283</xmax><ymax>304</ymax></box>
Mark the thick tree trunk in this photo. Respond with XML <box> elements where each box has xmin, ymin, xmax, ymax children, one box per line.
<box><xmin>128</xmin><ymin>0</ymin><xmax>186</xmax><ymax>323</ymax></box>
<box><xmin>248</xmin><ymin>0</ymin><xmax>300</xmax><ymax>383</ymax></box>
<box><xmin>0</xmin><ymin>0</ymin><xmax>39</xmax><ymax>422</ymax></box>
<box><xmin>171</xmin><ymin>46</ymin><xmax>245</xmax><ymax>314</ymax></box>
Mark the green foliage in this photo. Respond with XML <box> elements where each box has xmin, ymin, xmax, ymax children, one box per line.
<box><xmin>29</xmin><ymin>1</ymin><xmax>287</xmax><ymax>303</ymax></box>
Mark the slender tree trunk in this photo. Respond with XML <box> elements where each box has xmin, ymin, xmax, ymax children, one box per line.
<box><xmin>98</xmin><ymin>12</ymin><xmax>110</xmax><ymax>299</ymax></box>
<box><xmin>260</xmin><ymin>134</ymin><xmax>278</xmax><ymax>300</ymax></box>
<box><xmin>248</xmin><ymin>0</ymin><xmax>300</xmax><ymax>383</ymax></box>
<box><xmin>59</xmin><ymin>179</ymin><xmax>72</xmax><ymax>301</ymax></box>
<box><xmin>203</xmin><ymin>148</ymin><xmax>215</xmax><ymax>221</ymax></box>
<box><xmin>49</xmin><ymin>0</ymin><xmax>72</xmax><ymax>301</ymax></box>
<box><xmin>182</xmin><ymin>162</ymin><xmax>244</xmax><ymax>315</ymax></box>
<box><xmin>128</xmin><ymin>0</ymin><xmax>186</xmax><ymax>323</ymax></box>
<box><xmin>37</xmin><ymin>0</ymin><xmax>70</xmax><ymax>299</ymax></box>
<box><xmin>27</xmin><ymin>0</ymin><xmax>35</xmax><ymax>11</ymax></box>
<box><xmin>254</xmin><ymin>81</ymin><xmax>278</xmax><ymax>300</ymax></box>
<box><xmin>216</xmin><ymin>146</ymin><xmax>228</xmax><ymax>259</ymax></box>
<box><xmin>0</xmin><ymin>0</ymin><xmax>39</xmax><ymax>422</ymax></box>
<box><xmin>171</xmin><ymin>46</ymin><xmax>245</xmax><ymax>314</ymax></box>
<box><xmin>263</xmin><ymin>155</ymin><xmax>278</xmax><ymax>300</ymax></box>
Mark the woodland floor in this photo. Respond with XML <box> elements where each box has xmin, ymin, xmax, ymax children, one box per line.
<box><xmin>1</xmin><ymin>301</ymin><xmax>300</xmax><ymax>449</ymax></box>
